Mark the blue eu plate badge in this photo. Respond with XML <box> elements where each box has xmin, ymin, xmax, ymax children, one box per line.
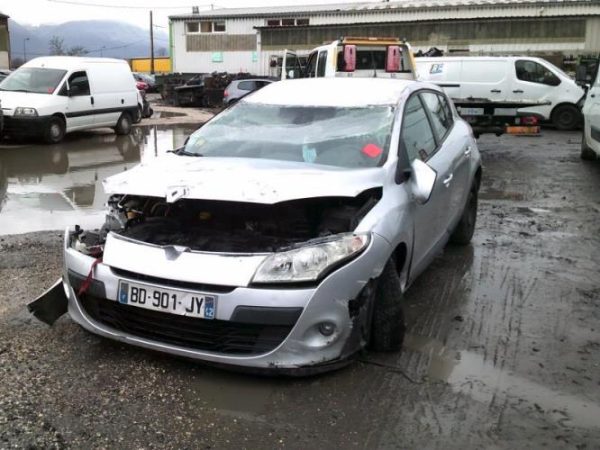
<box><xmin>204</xmin><ymin>296</ymin><xmax>215</xmax><ymax>319</ymax></box>
<box><xmin>118</xmin><ymin>282</ymin><xmax>129</xmax><ymax>304</ymax></box>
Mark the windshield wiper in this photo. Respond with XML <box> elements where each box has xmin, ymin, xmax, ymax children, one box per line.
<box><xmin>168</xmin><ymin>148</ymin><xmax>203</xmax><ymax>157</ymax></box>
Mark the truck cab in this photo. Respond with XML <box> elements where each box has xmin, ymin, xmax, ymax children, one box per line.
<box><xmin>281</xmin><ymin>37</ymin><xmax>417</xmax><ymax>81</ymax></box>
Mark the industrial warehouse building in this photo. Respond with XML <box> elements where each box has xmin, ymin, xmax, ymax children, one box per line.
<box><xmin>169</xmin><ymin>0</ymin><xmax>600</xmax><ymax>75</ymax></box>
<box><xmin>0</xmin><ymin>12</ymin><xmax>10</xmax><ymax>70</ymax></box>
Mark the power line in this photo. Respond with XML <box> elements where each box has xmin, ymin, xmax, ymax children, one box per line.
<box><xmin>47</xmin><ymin>0</ymin><xmax>221</xmax><ymax>9</ymax></box>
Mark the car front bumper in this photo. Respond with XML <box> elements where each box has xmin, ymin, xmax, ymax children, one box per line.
<box><xmin>2</xmin><ymin>115</ymin><xmax>51</xmax><ymax>138</ymax></box>
<box><xmin>63</xmin><ymin>228</ymin><xmax>392</xmax><ymax>371</ymax></box>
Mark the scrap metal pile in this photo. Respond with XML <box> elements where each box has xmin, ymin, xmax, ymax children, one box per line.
<box><xmin>158</xmin><ymin>72</ymin><xmax>255</xmax><ymax>108</ymax></box>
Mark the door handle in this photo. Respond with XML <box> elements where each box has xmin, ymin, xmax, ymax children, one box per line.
<box><xmin>443</xmin><ymin>173</ymin><xmax>453</xmax><ymax>187</ymax></box>
<box><xmin>90</xmin><ymin>96</ymin><xmax>94</xmax><ymax>105</ymax></box>
<box><xmin>513</xmin><ymin>90</ymin><xmax>524</xmax><ymax>94</ymax></box>
<box><xmin>464</xmin><ymin>146</ymin><xmax>472</xmax><ymax>157</ymax></box>
<box><xmin>490</xmin><ymin>89</ymin><xmax>501</xmax><ymax>93</ymax></box>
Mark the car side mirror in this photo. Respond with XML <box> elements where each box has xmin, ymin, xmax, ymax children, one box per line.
<box><xmin>410</xmin><ymin>159</ymin><xmax>437</xmax><ymax>204</ymax></box>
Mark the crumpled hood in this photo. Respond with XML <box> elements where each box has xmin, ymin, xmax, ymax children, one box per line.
<box><xmin>103</xmin><ymin>155</ymin><xmax>385</xmax><ymax>204</ymax></box>
<box><xmin>0</xmin><ymin>91</ymin><xmax>56</xmax><ymax>115</ymax></box>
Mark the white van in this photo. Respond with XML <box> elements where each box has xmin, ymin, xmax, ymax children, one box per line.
<box><xmin>581</xmin><ymin>68</ymin><xmax>600</xmax><ymax>160</ymax></box>
<box><xmin>416</xmin><ymin>56</ymin><xmax>585</xmax><ymax>130</ymax></box>
<box><xmin>0</xmin><ymin>57</ymin><xmax>139</xmax><ymax>143</ymax></box>
<box><xmin>281</xmin><ymin>37</ymin><xmax>417</xmax><ymax>81</ymax></box>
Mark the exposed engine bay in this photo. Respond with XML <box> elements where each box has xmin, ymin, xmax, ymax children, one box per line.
<box><xmin>73</xmin><ymin>189</ymin><xmax>381</xmax><ymax>254</ymax></box>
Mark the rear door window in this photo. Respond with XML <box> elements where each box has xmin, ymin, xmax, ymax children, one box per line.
<box><xmin>401</xmin><ymin>95</ymin><xmax>437</xmax><ymax>162</ymax></box>
<box><xmin>238</xmin><ymin>80</ymin><xmax>257</xmax><ymax>91</ymax></box>
<box><xmin>420</xmin><ymin>92</ymin><xmax>453</xmax><ymax>142</ymax></box>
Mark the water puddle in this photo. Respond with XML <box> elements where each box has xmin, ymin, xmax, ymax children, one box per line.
<box><xmin>152</xmin><ymin>111</ymin><xmax>186</xmax><ymax>119</ymax></box>
<box><xmin>404</xmin><ymin>335</ymin><xmax>600</xmax><ymax>430</ymax></box>
<box><xmin>0</xmin><ymin>125</ymin><xmax>197</xmax><ymax>235</ymax></box>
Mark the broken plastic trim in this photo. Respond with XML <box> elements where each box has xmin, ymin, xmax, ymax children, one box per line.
<box><xmin>27</xmin><ymin>279</ymin><xmax>68</xmax><ymax>326</ymax></box>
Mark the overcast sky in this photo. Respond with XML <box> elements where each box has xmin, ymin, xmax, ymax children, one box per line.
<box><xmin>2</xmin><ymin>0</ymin><xmax>374</xmax><ymax>29</ymax></box>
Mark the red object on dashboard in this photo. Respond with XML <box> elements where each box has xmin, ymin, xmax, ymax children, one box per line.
<box><xmin>362</xmin><ymin>143</ymin><xmax>383</xmax><ymax>158</ymax></box>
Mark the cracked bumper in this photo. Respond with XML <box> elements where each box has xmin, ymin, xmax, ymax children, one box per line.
<box><xmin>63</xmin><ymin>228</ymin><xmax>392</xmax><ymax>371</ymax></box>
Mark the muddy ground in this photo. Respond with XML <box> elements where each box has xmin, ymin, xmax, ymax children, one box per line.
<box><xmin>0</xmin><ymin>130</ymin><xmax>599</xmax><ymax>449</ymax></box>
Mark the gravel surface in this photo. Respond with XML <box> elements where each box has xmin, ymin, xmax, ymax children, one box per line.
<box><xmin>0</xmin><ymin>130</ymin><xmax>599</xmax><ymax>449</ymax></box>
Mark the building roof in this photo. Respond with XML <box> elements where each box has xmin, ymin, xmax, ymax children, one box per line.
<box><xmin>169</xmin><ymin>0</ymin><xmax>596</xmax><ymax>20</ymax></box>
<box><xmin>245</xmin><ymin>77</ymin><xmax>419</xmax><ymax>107</ymax></box>
<box><xmin>0</xmin><ymin>12</ymin><xmax>9</xmax><ymax>19</ymax></box>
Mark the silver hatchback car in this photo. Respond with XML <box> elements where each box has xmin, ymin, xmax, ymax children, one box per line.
<box><xmin>62</xmin><ymin>78</ymin><xmax>481</xmax><ymax>374</ymax></box>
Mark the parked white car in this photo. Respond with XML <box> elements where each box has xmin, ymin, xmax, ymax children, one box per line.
<box><xmin>416</xmin><ymin>56</ymin><xmax>585</xmax><ymax>130</ymax></box>
<box><xmin>581</xmin><ymin>69</ymin><xmax>600</xmax><ymax>160</ymax></box>
<box><xmin>56</xmin><ymin>78</ymin><xmax>482</xmax><ymax>374</ymax></box>
<box><xmin>0</xmin><ymin>57</ymin><xmax>139</xmax><ymax>143</ymax></box>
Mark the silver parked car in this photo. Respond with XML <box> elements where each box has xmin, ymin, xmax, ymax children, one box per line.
<box><xmin>223</xmin><ymin>78</ymin><xmax>273</xmax><ymax>106</ymax></box>
<box><xmin>62</xmin><ymin>78</ymin><xmax>481</xmax><ymax>373</ymax></box>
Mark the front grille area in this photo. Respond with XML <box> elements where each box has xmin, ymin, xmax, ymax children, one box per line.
<box><xmin>80</xmin><ymin>295</ymin><xmax>294</xmax><ymax>355</ymax></box>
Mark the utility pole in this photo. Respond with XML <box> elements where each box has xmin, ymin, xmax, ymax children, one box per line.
<box><xmin>150</xmin><ymin>10</ymin><xmax>155</xmax><ymax>75</ymax></box>
<box><xmin>23</xmin><ymin>37</ymin><xmax>30</xmax><ymax>63</ymax></box>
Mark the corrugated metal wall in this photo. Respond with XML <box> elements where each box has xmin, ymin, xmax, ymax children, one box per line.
<box><xmin>0</xmin><ymin>19</ymin><xmax>9</xmax><ymax>52</ymax></box>
<box><xmin>186</xmin><ymin>34</ymin><xmax>257</xmax><ymax>52</ymax></box>
<box><xmin>260</xmin><ymin>17</ymin><xmax>586</xmax><ymax>51</ymax></box>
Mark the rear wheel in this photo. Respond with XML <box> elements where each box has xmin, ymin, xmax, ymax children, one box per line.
<box><xmin>450</xmin><ymin>187</ymin><xmax>478</xmax><ymax>245</ymax></box>
<box><xmin>581</xmin><ymin>131</ymin><xmax>597</xmax><ymax>160</ymax></box>
<box><xmin>370</xmin><ymin>259</ymin><xmax>405</xmax><ymax>352</ymax></box>
<box><xmin>552</xmin><ymin>104</ymin><xmax>581</xmax><ymax>131</ymax></box>
<box><xmin>114</xmin><ymin>113</ymin><xmax>132</xmax><ymax>135</ymax></box>
<box><xmin>44</xmin><ymin>117</ymin><xmax>65</xmax><ymax>144</ymax></box>
<box><xmin>132</xmin><ymin>105</ymin><xmax>142</xmax><ymax>124</ymax></box>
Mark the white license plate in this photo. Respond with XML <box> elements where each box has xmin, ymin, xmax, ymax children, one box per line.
<box><xmin>494</xmin><ymin>108</ymin><xmax>518</xmax><ymax>116</ymax></box>
<box><xmin>117</xmin><ymin>280</ymin><xmax>216</xmax><ymax>319</ymax></box>
<box><xmin>460</xmin><ymin>107</ymin><xmax>484</xmax><ymax>116</ymax></box>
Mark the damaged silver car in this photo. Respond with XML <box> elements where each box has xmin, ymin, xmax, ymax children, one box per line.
<box><xmin>60</xmin><ymin>78</ymin><xmax>482</xmax><ymax>373</ymax></box>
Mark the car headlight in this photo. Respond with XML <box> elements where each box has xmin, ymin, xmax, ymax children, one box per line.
<box><xmin>253</xmin><ymin>233</ymin><xmax>370</xmax><ymax>284</ymax></box>
<box><xmin>14</xmin><ymin>107</ymin><xmax>38</xmax><ymax>117</ymax></box>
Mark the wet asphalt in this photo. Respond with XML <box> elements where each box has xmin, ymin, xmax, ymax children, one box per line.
<box><xmin>0</xmin><ymin>128</ymin><xmax>599</xmax><ymax>449</ymax></box>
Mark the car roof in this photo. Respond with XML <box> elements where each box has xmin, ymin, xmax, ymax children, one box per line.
<box><xmin>246</xmin><ymin>78</ymin><xmax>419</xmax><ymax>107</ymax></box>
<box><xmin>23</xmin><ymin>56</ymin><xmax>128</xmax><ymax>70</ymax></box>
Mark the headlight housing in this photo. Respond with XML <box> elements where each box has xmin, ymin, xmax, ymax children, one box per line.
<box><xmin>253</xmin><ymin>233</ymin><xmax>370</xmax><ymax>284</ymax></box>
<box><xmin>14</xmin><ymin>107</ymin><xmax>38</xmax><ymax>117</ymax></box>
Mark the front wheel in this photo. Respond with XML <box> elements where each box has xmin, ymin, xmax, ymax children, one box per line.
<box><xmin>370</xmin><ymin>259</ymin><xmax>405</xmax><ymax>352</ymax></box>
<box><xmin>44</xmin><ymin>117</ymin><xmax>65</xmax><ymax>144</ymax></box>
<box><xmin>450</xmin><ymin>188</ymin><xmax>478</xmax><ymax>245</ymax></box>
<box><xmin>552</xmin><ymin>104</ymin><xmax>581</xmax><ymax>131</ymax></box>
<box><xmin>114</xmin><ymin>113</ymin><xmax>132</xmax><ymax>136</ymax></box>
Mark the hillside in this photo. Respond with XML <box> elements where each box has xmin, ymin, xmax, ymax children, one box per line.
<box><xmin>9</xmin><ymin>19</ymin><xmax>169</xmax><ymax>62</ymax></box>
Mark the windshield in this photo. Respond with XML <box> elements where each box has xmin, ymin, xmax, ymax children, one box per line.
<box><xmin>183</xmin><ymin>103</ymin><xmax>395</xmax><ymax>168</ymax></box>
<box><xmin>0</xmin><ymin>68</ymin><xmax>67</xmax><ymax>94</ymax></box>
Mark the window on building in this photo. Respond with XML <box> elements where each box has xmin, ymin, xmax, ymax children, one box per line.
<box><xmin>194</xmin><ymin>20</ymin><xmax>226</xmax><ymax>33</ymax></box>
<box><xmin>265</xmin><ymin>18</ymin><xmax>309</xmax><ymax>27</ymax></box>
<box><xmin>515</xmin><ymin>60</ymin><xmax>560</xmax><ymax>86</ymax></box>
<box><xmin>186</xmin><ymin>22</ymin><xmax>199</xmax><ymax>33</ymax></box>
